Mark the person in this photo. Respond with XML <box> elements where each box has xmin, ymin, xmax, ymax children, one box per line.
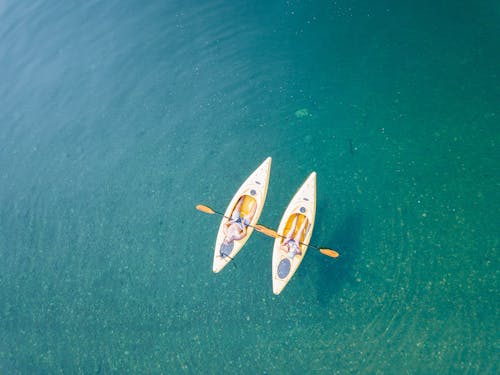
<box><xmin>281</xmin><ymin>213</ymin><xmax>308</xmax><ymax>259</ymax></box>
<box><xmin>222</xmin><ymin>196</ymin><xmax>256</xmax><ymax>246</ymax></box>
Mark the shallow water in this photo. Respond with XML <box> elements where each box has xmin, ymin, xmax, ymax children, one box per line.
<box><xmin>1</xmin><ymin>0</ymin><xmax>498</xmax><ymax>373</ymax></box>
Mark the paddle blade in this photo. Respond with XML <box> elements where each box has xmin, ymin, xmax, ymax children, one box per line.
<box><xmin>254</xmin><ymin>224</ymin><xmax>280</xmax><ymax>239</ymax></box>
<box><xmin>320</xmin><ymin>249</ymin><xmax>340</xmax><ymax>258</ymax></box>
<box><xmin>196</xmin><ymin>204</ymin><xmax>215</xmax><ymax>214</ymax></box>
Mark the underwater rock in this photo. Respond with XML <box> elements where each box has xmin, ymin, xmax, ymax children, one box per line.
<box><xmin>294</xmin><ymin>108</ymin><xmax>310</xmax><ymax>118</ymax></box>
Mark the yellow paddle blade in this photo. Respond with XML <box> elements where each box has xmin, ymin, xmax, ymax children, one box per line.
<box><xmin>254</xmin><ymin>224</ymin><xmax>280</xmax><ymax>238</ymax></box>
<box><xmin>320</xmin><ymin>249</ymin><xmax>340</xmax><ymax>258</ymax></box>
<box><xmin>196</xmin><ymin>204</ymin><xmax>215</xmax><ymax>214</ymax></box>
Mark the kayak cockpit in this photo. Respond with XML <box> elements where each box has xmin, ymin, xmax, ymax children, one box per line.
<box><xmin>280</xmin><ymin>213</ymin><xmax>309</xmax><ymax>248</ymax></box>
<box><xmin>227</xmin><ymin>194</ymin><xmax>257</xmax><ymax>225</ymax></box>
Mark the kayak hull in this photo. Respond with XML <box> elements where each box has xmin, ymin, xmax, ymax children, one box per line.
<box><xmin>272</xmin><ymin>172</ymin><xmax>316</xmax><ymax>294</ymax></box>
<box><xmin>213</xmin><ymin>157</ymin><xmax>272</xmax><ymax>273</ymax></box>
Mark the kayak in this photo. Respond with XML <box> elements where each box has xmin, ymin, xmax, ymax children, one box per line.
<box><xmin>213</xmin><ymin>157</ymin><xmax>272</xmax><ymax>273</ymax></box>
<box><xmin>272</xmin><ymin>172</ymin><xmax>316</xmax><ymax>294</ymax></box>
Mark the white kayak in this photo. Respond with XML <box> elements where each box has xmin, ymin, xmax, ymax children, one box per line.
<box><xmin>213</xmin><ymin>157</ymin><xmax>272</xmax><ymax>273</ymax></box>
<box><xmin>272</xmin><ymin>172</ymin><xmax>316</xmax><ymax>294</ymax></box>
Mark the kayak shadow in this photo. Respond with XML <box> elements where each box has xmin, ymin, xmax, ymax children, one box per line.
<box><xmin>311</xmin><ymin>211</ymin><xmax>363</xmax><ymax>305</ymax></box>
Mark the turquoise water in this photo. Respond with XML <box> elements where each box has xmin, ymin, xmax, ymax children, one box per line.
<box><xmin>1</xmin><ymin>0</ymin><xmax>498</xmax><ymax>373</ymax></box>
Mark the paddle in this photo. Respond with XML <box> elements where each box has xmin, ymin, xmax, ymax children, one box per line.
<box><xmin>196</xmin><ymin>204</ymin><xmax>228</xmax><ymax>218</ymax></box>
<box><xmin>254</xmin><ymin>224</ymin><xmax>340</xmax><ymax>258</ymax></box>
<box><xmin>196</xmin><ymin>204</ymin><xmax>340</xmax><ymax>258</ymax></box>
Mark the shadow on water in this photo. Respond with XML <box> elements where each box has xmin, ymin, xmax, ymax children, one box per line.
<box><xmin>311</xmin><ymin>211</ymin><xmax>363</xmax><ymax>306</ymax></box>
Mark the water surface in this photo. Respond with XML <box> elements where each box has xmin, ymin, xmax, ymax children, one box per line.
<box><xmin>0</xmin><ymin>0</ymin><xmax>498</xmax><ymax>373</ymax></box>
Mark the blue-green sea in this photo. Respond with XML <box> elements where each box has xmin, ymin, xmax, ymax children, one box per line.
<box><xmin>1</xmin><ymin>1</ymin><xmax>498</xmax><ymax>373</ymax></box>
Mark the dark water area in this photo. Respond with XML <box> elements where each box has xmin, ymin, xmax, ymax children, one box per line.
<box><xmin>0</xmin><ymin>0</ymin><xmax>498</xmax><ymax>373</ymax></box>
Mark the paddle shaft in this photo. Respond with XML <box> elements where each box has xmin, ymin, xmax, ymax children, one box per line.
<box><xmin>196</xmin><ymin>204</ymin><xmax>339</xmax><ymax>257</ymax></box>
<box><xmin>262</xmin><ymin>226</ymin><xmax>322</xmax><ymax>251</ymax></box>
<box><xmin>202</xmin><ymin>206</ymin><xmax>316</xmax><ymax>249</ymax></box>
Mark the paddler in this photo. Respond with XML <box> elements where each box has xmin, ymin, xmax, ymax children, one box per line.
<box><xmin>222</xmin><ymin>196</ymin><xmax>256</xmax><ymax>247</ymax></box>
